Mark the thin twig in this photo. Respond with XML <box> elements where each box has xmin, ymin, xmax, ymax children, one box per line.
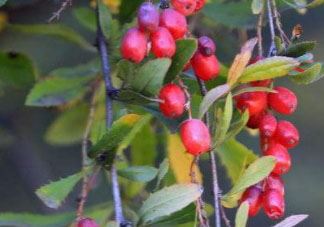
<box><xmin>266</xmin><ymin>0</ymin><xmax>276</xmax><ymax>57</ymax></box>
<box><xmin>221</xmin><ymin>206</ymin><xmax>232</xmax><ymax>227</ymax></box>
<box><xmin>48</xmin><ymin>0</ymin><xmax>73</xmax><ymax>22</ymax></box>
<box><xmin>257</xmin><ymin>8</ymin><xmax>265</xmax><ymax>57</ymax></box>
<box><xmin>177</xmin><ymin>76</ymin><xmax>192</xmax><ymax>119</ymax></box>
<box><xmin>271</xmin><ymin>0</ymin><xmax>290</xmax><ymax>46</ymax></box>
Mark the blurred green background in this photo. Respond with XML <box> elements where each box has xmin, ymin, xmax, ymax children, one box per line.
<box><xmin>0</xmin><ymin>0</ymin><xmax>323</xmax><ymax>226</ymax></box>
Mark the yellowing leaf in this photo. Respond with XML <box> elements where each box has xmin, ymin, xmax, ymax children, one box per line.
<box><xmin>167</xmin><ymin>134</ymin><xmax>202</xmax><ymax>184</ymax></box>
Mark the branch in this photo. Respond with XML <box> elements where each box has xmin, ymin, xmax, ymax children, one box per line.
<box><xmin>257</xmin><ymin>8</ymin><xmax>265</xmax><ymax>57</ymax></box>
<box><xmin>266</xmin><ymin>0</ymin><xmax>276</xmax><ymax>56</ymax></box>
<box><xmin>271</xmin><ymin>0</ymin><xmax>290</xmax><ymax>45</ymax></box>
<box><xmin>48</xmin><ymin>0</ymin><xmax>73</xmax><ymax>23</ymax></box>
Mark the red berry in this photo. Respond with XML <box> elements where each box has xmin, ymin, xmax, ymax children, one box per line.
<box><xmin>294</xmin><ymin>66</ymin><xmax>305</xmax><ymax>73</ymax></box>
<box><xmin>240</xmin><ymin>186</ymin><xmax>263</xmax><ymax>217</ymax></box>
<box><xmin>191</xmin><ymin>52</ymin><xmax>220</xmax><ymax>81</ymax></box>
<box><xmin>194</xmin><ymin>0</ymin><xmax>206</xmax><ymax>12</ymax></box>
<box><xmin>264</xmin><ymin>143</ymin><xmax>291</xmax><ymax>175</ymax></box>
<box><xmin>246</xmin><ymin>111</ymin><xmax>265</xmax><ymax>129</ymax></box>
<box><xmin>171</xmin><ymin>0</ymin><xmax>196</xmax><ymax>16</ymax></box>
<box><xmin>121</xmin><ymin>28</ymin><xmax>147</xmax><ymax>63</ymax></box>
<box><xmin>151</xmin><ymin>27</ymin><xmax>176</xmax><ymax>58</ymax></box>
<box><xmin>159</xmin><ymin>84</ymin><xmax>186</xmax><ymax>118</ymax></box>
<box><xmin>77</xmin><ymin>218</ymin><xmax>99</xmax><ymax>227</ymax></box>
<box><xmin>180</xmin><ymin>119</ymin><xmax>211</xmax><ymax>155</ymax></box>
<box><xmin>249</xmin><ymin>55</ymin><xmax>264</xmax><ymax>65</ymax></box>
<box><xmin>250</xmin><ymin>79</ymin><xmax>273</xmax><ymax>87</ymax></box>
<box><xmin>160</xmin><ymin>8</ymin><xmax>187</xmax><ymax>40</ymax></box>
<box><xmin>274</xmin><ymin>120</ymin><xmax>300</xmax><ymax>149</ymax></box>
<box><xmin>263</xmin><ymin>189</ymin><xmax>285</xmax><ymax>220</ymax></box>
<box><xmin>268</xmin><ymin>86</ymin><xmax>298</xmax><ymax>115</ymax></box>
<box><xmin>264</xmin><ymin>173</ymin><xmax>285</xmax><ymax>196</ymax></box>
<box><xmin>198</xmin><ymin>36</ymin><xmax>216</xmax><ymax>56</ymax></box>
<box><xmin>138</xmin><ymin>2</ymin><xmax>160</xmax><ymax>33</ymax></box>
<box><xmin>259</xmin><ymin>114</ymin><xmax>277</xmax><ymax>138</ymax></box>
<box><xmin>235</xmin><ymin>91</ymin><xmax>267</xmax><ymax>117</ymax></box>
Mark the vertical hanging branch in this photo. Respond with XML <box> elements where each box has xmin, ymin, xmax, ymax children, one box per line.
<box><xmin>257</xmin><ymin>8</ymin><xmax>265</xmax><ymax>57</ymax></box>
<box><xmin>266</xmin><ymin>0</ymin><xmax>276</xmax><ymax>56</ymax></box>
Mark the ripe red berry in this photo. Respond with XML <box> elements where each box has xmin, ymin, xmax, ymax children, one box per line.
<box><xmin>240</xmin><ymin>186</ymin><xmax>263</xmax><ymax>217</ymax></box>
<box><xmin>138</xmin><ymin>2</ymin><xmax>159</xmax><ymax>33</ymax></box>
<box><xmin>151</xmin><ymin>27</ymin><xmax>176</xmax><ymax>58</ymax></box>
<box><xmin>198</xmin><ymin>36</ymin><xmax>216</xmax><ymax>56</ymax></box>
<box><xmin>194</xmin><ymin>0</ymin><xmax>206</xmax><ymax>12</ymax></box>
<box><xmin>250</xmin><ymin>79</ymin><xmax>273</xmax><ymax>87</ymax></box>
<box><xmin>160</xmin><ymin>8</ymin><xmax>187</xmax><ymax>40</ymax></box>
<box><xmin>235</xmin><ymin>91</ymin><xmax>267</xmax><ymax>117</ymax></box>
<box><xmin>268</xmin><ymin>86</ymin><xmax>298</xmax><ymax>115</ymax></box>
<box><xmin>264</xmin><ymin>173</ymin><xmax>285</xmax><ymax>196</ymax></box>
<box><xmin>264</xmin><ymin>143</ymin><xmax>291</xmax><ymax>175</ymax></box>
<box><xmin>247</xmin><ymin>111</ymin><xmax>265</xmax><ymax>129</ymax></box>
<box><xmin>159</xmin><ymin>84</ymin><xmax>186</xmax><ymax>118</ymax></box>
<box><xmin>121</xmin><ymin>28</ymin><xmax>147</xmax><ymax>63</ymax></box>
<box><xmin>259</xmin><ymin>114</ymin><xmax>277</xmax><ymax>138</ymax></box>
<box><xmin>180</xmin><ymin>119</ymin><xmax>211</xmax><ymax>155</ymax></box>
<box><xmin>274</xmin><ymin>120</ymin><xmax>300</xmax><ymax>149</ymax></box>
<box><xmin>171</xmin><ymin>0</ymin><xmax>196</xmax><ymax>16</ymax></box>
<box><xmin>77</xmin><ymin>218</ymin><xmax>99</xmax><ymax>227</ymax></box>
<box><xmin>249</xmin><ymin>55</ymin><xmax>264</xmax><ymax>65</ymax></box>
<box><xmin>191</xmin><ymin>52</ymin><xmax>220</xmax><ymax>81</ymax></box>
<box><xmin>263</xmin><ymin>189</ymin><xmax>285</xmax><ymax>220</ymax></box>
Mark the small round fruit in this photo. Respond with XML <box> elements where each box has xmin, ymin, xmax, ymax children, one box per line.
<box><xmin>191</xmin><ymin>52</ymin><xmax>220</xmax><ymax>81</ymax></box>
<box><xmin>247</xmin><ymin>111</ymin><xmax>265</xmax><ymax>129</ymax></box>
<box><xmin>77</xmin><ymin>218</ymin><xmax>99</xmax><ymax>227</ymax></box>
<box><xmin>250</xmin><ymin>79</ymin><xmax>272</xmax><ymax>87</ymax></box>
<box><xmin>264</xmin><ymin>173</ymin><xmax>285</xmax><ymax>196</ymax></box>
<box><xmin>194</xmin><ymin>0</ymin><xmax>206</xmax><ymax>12</ymax></box>
<box><xmin>180</xmin><ymin>119</ymin><xmax>211</xmax><ymax>155</ymax></box>
<box><xmin>259</xmin><ymin>114</ymin><xmax>277</xmax><ymax>138</ymax></box>
<box><xmin>274</xmin><ymin>120</ymin><xmax>300</xmax><ymax>149</ymax></box>
<box><xmin>159</xmin><ymin>84</ymin><xmax>186</xmax><ymax>118</ymax></box>
<box><xmin>171</xmin><ymin>0</ymin><xmax>196</xmax><ymax>16</ymax></box>
<box><xmin>198</xmin><ymin>36</ymin><xmax>216</xmax><ymax>56</ymax></box>
<box><xmin>263</xmin><ymin>189</ymin><xmax>285</xmax><ymax>220</ymax></box>
<box><xmin>268</xmin><ymin>86</ymin><xmax>298</xmax><ymax>115</ymax></box>
<box><xmin>235</xmin><ymin>91</ymin><xmax>267</xmax><ymax>117</ymax></box>
<box><xmin>240</xmin><ymin>186</ymin><xmax>263</xmax><ymax>217</ymax></box>
<box><xmin>151</xmin><ymin>27</ymin><xmax>176</xmax><ymax>58</ymax></box>
<box><xmin>160</xmin><ymin>8</ymin><xmax>187</xmax><ymax>40</ymax></box>
<box><xmin>138</xmin><ymin>2</ymin><xmax>160</xmax><ymax>33</ymax></box>
<box><xmin>264</xmin><ymin>143</ymin><xmax>291</xmax><ymax>175</ymax></box>
<box><xmin>120</xmin><ymin>28</ymin><xmax>147</xmax><ymax>63</ymax></box>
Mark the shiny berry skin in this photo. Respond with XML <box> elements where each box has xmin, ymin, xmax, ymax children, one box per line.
<box><xmin>268</xmin><ymin>86</ymin><xmax>298</xmax><ymax>115</ymax></box>
<box><xmin>274</xmin><ymin>120</ymin><xmax>300</xmax><ymax>149</ymax></box>
<box><xmin>191</xmin><ymin>52</ymin><xmax>220</xmax><ymax>81</ymax></box>
<box><xmin>240</xmin><ymin>186</ymin><xmax>263</xmax><ymax>217</ymax></box>
<box><xmin>138</xmin><ymin>2</ymin><xmax>159</xmax><ymax>33</ymax></box>
<box><xmin>263</xmin><ymin>189</ymin><xmax>285</xmax><ymax>220</ymax></box>
<box><xmin>235</xmin><ymin>91</ymin><xmax>267</xmax><ymax>117</ymax></box>
<box><xmin>264</xmin><ymin>173</ymin><xmax>285</xmax><ymax>196</ymax></box>
<box><xmin>194</xmin><ymin>0</ymin><xmax>206</xmax><ymax>12</ymax></box>
<box><xmin>264</xmin><ymin>143</ymin><xmax>291</xmax><ymax>175</ymax></box>
<box><xmin>259</xmin><ymin>114</ymin><xmax>277</xmax><ymax>138</ymax></box>
<box><xmin>151</xmin><ymin>27</ymin><xmax>176</xmax><ymax>58</ymax></box>
<box><xmin>171</xmin><ymin>0</ymin><xmax>196</xmax><ymax>16</ymax></box>
<box><xmin>77</xmin><ymin>218</ymin><xmax>99</xmax><ymax>227</ymax></box>
<box><xmin>159</xmin><ymin>84</ymin><xmax>186</xmax><ymax>118</ymax></box>
<box><xmin>121</xmin><ymin>28</ymin><xmax>147</xmax><ymax>63</ymax></box>
<box><xmin>180</xmin><ymin>119</ymin><xmax>211</xmax><ymax>155</ymax></box>
<box><xmin>250</xmin><ymin>79</ymin><xmax>273</xmax><ymax>87</ymax></box>
<box><xmin>160</xmin><ymin>9</ymin><xmax>187</xmax><ymax>40</ymax></box>
<box><xmin>247</xmin><ymin>111</ymin><xmax>265</xmax><ymax>129</ymax></box>
<box><xmin>198</xmin><ymin>36</ymin><xmax>216</xmax><ymax>56</ymax></box>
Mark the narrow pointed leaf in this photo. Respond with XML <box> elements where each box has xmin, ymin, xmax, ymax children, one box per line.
<box><xmin>73</xmin><ymin>7</ymin><xmax>96</xmax><ymax>32</ymax></box>
<box><xmin>289</xmin><ymin>62</ymin><xmax>323</xmax><ymax>84</ymax></box>
<box><xmin>225</xmin><ymin>110</ymin><xmax>249</xmax><ymax>141</ymax></box>
<box><xmin>273</xmin><ymin>214</ymin><xmax>309</xmax><ymax>227</ymax></box>
<box><xmin>251</xmin><ymin>0</ymin><xmax>264</xmax><ymax>14</ymax></box>
<box><xmin>235</xmin><ymin>201</ymin><xmax>249</xmax><ymax>227</ymax></box>
<box><xmin>155</xmin><ymin>159</ymin><xmax>169</xmax><ymax>190</ymax></box>
<box><xmin>282</xmin><ymin>41</ymin><xmax>316</xmax><ymax>57</ymax></box>
<box><xmin>118</xmin><ymin>166</ymin><xmax>158</xmax><ymax>182</ymax></box>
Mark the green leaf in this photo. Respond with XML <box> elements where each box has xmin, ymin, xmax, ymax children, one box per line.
<box><xmin>114</xmin><ymin>89</ymin><xmax>154</xmax><ymax>105</ymax></box>
<box><xmin>0</xmin><ymin>0</ymin><xmax>7</xmax><ymax>7</ymax></box>
<box><xmin>0</xmin><ymin>52</ymin><xmax>36</xmax><ymax>88</ymax></box>
<box><xmin>45</xmin><ymin>104</ymin><xmax>89</xmax><ymax>145</ymax></box>
<box><xmin>119</xmin><ymin>0</ymin><xmax>142</xmax><ymax>23</ymax></box>
<box><xmin>235</xmin><ymin>201</ymin><xmax>249</xmax><ymax>227</ymax></box>
<box><xmin>308</xmin><ymin>0</ymin><xmax>324</xmax><ymax>7</ymax></box>
<box><xmin>138</xmin><ymin>184</ymin><xmax>203</xmax><ymax>225</ymax></box>
<box><xmin>281</xmin><ymin>41</ymin><xmax>316</xmax><ymax>57</ymax></box>
<box><xmin>275</xmin><ymin>36</ymin><xmax>285</xmax><ymax>54</ymax></box>
<box><xmin>9</xmin><ymin>24</ymin><xmax>96</xmax><ymax>52</ymax></box>
<box><xmin>199</xmin><ymin>84</ymin><xmax>230</xmax><ymax>118</ymax></box>
<box><xmin>36</xmin><ymin>172</ymin><xmax>83</xmax><ymax>209</ymax></box>
<box><xmin>251</xmin><ymin>0</ymin><xmax>264</xmax><ymax>14</ymax></box>
<box><xmin>164</xmin><ymin>39</ymin><xmax>198</xmax><ymax>83</ymax></box>
<box><xmin>289</xmin><ymin>62</ymin><xmax>323</xmax><ymax>85</ymax></box>
<box><xmin>273</xmin><ymin>214</ymin><xmax>309</xmax><ymax>227</ymax></box>
<box><xmin>73</xmin><ymin>7</ymin><xmax>96</xmax><ymax>32</ymax></box>
<box><xmin>225</xmin><ymin>110</ymin><xmax>249</xmax><ymax>141</ymax></box>
<box><xmin>155</xmin><ymin>159</ymin><xmax>169</xmax><ymax>190</ymax></box>
<box><xmin>98</xmin><ymin>1</ymin><xmax>113</xmax><ymax>40</ymax></box>
<box><xmin>116</xmin><ymin>59</ymin><xmax>137</xmax><ymax>85</ymax></box>
<box><xmin>238</xmin><ymin>56</ymin><xmax>300</xmax><ymax>83</ymax></box>
<box><xmin>118</xmin><ymin>166</ymin><xmax>158</xmax><ymax>182</ymax></box>
<box><xmin>233</xmin><ymin>86</ymin><xmax>276</xmax><ymax>97</ymax></box>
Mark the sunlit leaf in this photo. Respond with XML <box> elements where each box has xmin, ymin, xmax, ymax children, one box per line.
<box><xmin>235</xmin><ymin>201</ymin><xmax>249</xmax><ymax>227</ymax></box>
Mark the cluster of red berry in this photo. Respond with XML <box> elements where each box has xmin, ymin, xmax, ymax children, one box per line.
<box><xmin>237</xmin><ymin>57</ymin><xmax>300</xmax><ymax>219</ymax></box>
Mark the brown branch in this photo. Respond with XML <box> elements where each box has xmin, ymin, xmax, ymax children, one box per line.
<box><xmin>271</xmin><ymin>0</ymin><xmax>290</xmax><ymax>45</ymax></box>
<box><xmin>257</xmin><ymin>8</ymin><xmax>265</xmax><ymax>57</ymax></box>
<box><xmin>266</xmin><ymin>0</ymin><xmax>276</xmax><ymax>56</ymax></box>
<box><xmin>48</xmin><ymin>0</ymin><xmax>73</xmax><ymax>23</ymax></box>
<box><xmin>221</xmin><ymin>206</ymin><xmax>232</xmax><ymax>227</ymax></box>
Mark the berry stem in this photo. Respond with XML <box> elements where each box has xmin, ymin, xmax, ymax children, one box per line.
<box><xmin>178</xmin><ymin>76</ymin><xmax>193</xmax><ymax>119</ymax></box>
<box><xmin>257</xmin><ymin>8</ymin><xmax>264</xmax><ymax>57</ymax></box>
<box><xmin>48</xmin><ymin>0</ymin><xmax>72</xmax><ymax>22</ymax></box>
<box><xmin>271</xmin><ymin>0</ymin><xmax>290</xmax><ymax>46</ymax></box>
<box><xmin>266</xmin><ymin>0</ymin><xmax>276</xmax><ymax>57</ymax></box>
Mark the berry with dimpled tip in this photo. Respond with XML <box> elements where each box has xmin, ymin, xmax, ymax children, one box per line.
<box><xmin>77</xmin><ymin>218</ymin><xmax>99</xmax><ymax>227</ymax></box>
<box><xmin>180</xmin><ymin>119</ymin><xmax>211</xmax><ymax>155</ymax></box>
<box><xmin>194</xmin><ymin>0</ymin><xmax>206</xmax><ymax>12</ymax></box>
<box><xmin>259</xmin><ymin>114</ymin><xmax>277</xmax><ymax>138</ymax></box>
<box><xmin>235</xmin><ymin>91</ymin><xmax>267</xmax><ymax>117</ymax></box>
<box><xmin>268</xmin><ymin>86</ymin><xmax>298</xmax><ymax>115</ymax></box>
<box><xmin>159</xmin><ymin>83</ymin><xmax>186</xmax><ymax>118</ymax></box>
<box><xmin>263</xmin><ymin>189</ymin><xmax>285</xmax><ymax>220</ymax></box>
<box><xmin>264</xmin><ymin>143</ymin><xmax>291</xmax><ymax>175</ymax></box>
<box><xmin>138</xmin><ymin>2</ymin><xmax>160</xmax><ymax>33</ymax></box>
<box><xmin>171</xmin><ymin>0</ymin><xmax>196</xmax><ymax>16</ymax></box>
<box><xmin>240</xmin><ymin>186</ymin><xmax>263</xmax><ymax>217</ymax></box>
<box><xmin>159</xmin><ymin>8</ymin><xmax>187</xmax><ymax>40</ymax></box>
<box><xmin>198</xmin><ymin>36</ymin><xmax>216</xmax><ymax>56</ymax></box>
<box><xmin>121</xmin><ymin>28</ymin><xmax>147</xmax><ymax>63</ymax></box>
<box><xmin>264</xmin><ymin>173</ymin><xmax>285</xmax><ymax>196</ymax></box>
<box><xmin>274</xmin><ymin>120</ymin><xmax>300</xmax><ymax>149</ymax></box>
<box><xmin>151</xmin><ymin>27</ymin><xmax>176</xmax><ymax>58</ymax></box>
<box><xmin>191</xmin><ymin>52</ymin><xmax>220</xmax><ymax>81</ymax></box>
